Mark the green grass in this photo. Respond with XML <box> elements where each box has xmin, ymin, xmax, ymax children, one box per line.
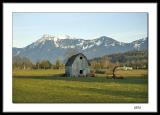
<box><xmin>13</xmin><ymin>69</ymin><xmax>148</xmax><ymax>103</ymax></box>
<box><xmin>13</xmin><ymin>69</ymin><xmax>64</xmax><ymax>76</ymax></box>
<box><xmin>115</xmin><ymin>69</ymin><xmax>148</xmax><ymax>77</ymax></box>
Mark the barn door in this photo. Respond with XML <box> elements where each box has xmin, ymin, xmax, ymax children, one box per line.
<box><xmin>80</xmin><ymin>70</ymin><xmax>83</xmax><ymax>74</ymax></box>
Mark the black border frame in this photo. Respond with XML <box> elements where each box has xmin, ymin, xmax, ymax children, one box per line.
<box><xmin>1</xmin><ymin>1</ymin><xmax>159</xmax><ymax>114</ymax></box>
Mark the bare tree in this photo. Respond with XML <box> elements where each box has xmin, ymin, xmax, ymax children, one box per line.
<box><xmin>112</xmin><ymin>62</ymin><xmax>124</xmax><ymax>79</ymax></box>
<box><xmin>112</xmin><ymin>66</ymin><xmax>119</xmax><ymax>79</ymax></box>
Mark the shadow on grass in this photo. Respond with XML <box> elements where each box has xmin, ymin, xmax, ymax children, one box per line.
<box><xmin>63</xmin><ymin>85</ymin><xmax>148</xmax><ymax>101</ymax></box>
<box><xmin>13</xmin><ymin>74</ymin><xmax>147</xmax><ymax>85</ymax></box>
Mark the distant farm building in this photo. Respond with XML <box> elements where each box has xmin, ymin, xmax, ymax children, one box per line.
<box><xmin>65</xmin><ymin>53</ymin><xmax>91</xmax><ymax>77</ymax></box>
<box><xmin>118</xmin><ymin>66</ymin><xmax>133</xmax><ymax>70</ymax></box>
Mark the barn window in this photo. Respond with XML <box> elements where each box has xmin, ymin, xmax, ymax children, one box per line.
<box><xmin>80</xmin><ymin>57</ymin><xmax>83</xmax><ymax>59</ymax></box>
<box><xmin>80</xmin><ymin>70</ymin><xmax>83</xmax><ymax>74</ymax></box>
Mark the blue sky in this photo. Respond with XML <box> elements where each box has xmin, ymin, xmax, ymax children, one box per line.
<box><xmin>13</xmin><ymin>12</ymin><xmax>148</xmax><ymax>48</ymax></box>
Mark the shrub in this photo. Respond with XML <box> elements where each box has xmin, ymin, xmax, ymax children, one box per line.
<box><xmin>90</xmin><ymin>70</ymin><xmax>95</xmax><ymax>73</ymax></box>
<box><xmin>86</xmin><ymin>73</ymin><xmax>95</xmax><ymax>77</ymax></box>
<box><xmin>95</xmin><ymin>69</ymin><xmax>106</xmax><ymax>74</ymax></box>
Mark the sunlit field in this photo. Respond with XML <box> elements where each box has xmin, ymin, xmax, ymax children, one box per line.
<box><xmin>13</xmin><ymin>69</ymin><xmax>148</xmax><ymax>103</ymax></box>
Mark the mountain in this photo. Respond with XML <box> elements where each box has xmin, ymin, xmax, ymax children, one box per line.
<box><xmin>13</xmin><ymin>34</ymin><xmax>148</xmax><ymax>63</ymax></box>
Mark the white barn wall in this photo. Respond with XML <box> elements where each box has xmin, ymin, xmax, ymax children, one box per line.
<box><xmin>65</xmin><ymin>53</ymin><xmax>90</xmax><ymax>77</ymax></box>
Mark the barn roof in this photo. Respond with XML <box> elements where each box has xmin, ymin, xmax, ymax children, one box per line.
<box><xmin>65</xmin><ymin>53</ymin><xmax>91</xmax><ymax>66</ymax></box>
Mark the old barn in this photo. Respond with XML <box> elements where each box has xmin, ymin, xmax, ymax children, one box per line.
<box><xmin>65</xmin><ymin>53</ymin><xmax>90</xmax><ymax>77</ymax></box>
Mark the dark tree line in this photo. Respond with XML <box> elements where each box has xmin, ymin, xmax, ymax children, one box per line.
<box><xmin>90</xmin><ymin>50</ymin><xmax>148</xmax><ymax>70</ymax></box>
<box><xmin>90</xmin><ymin>50</ymin><xmax>148</xmax><ymax>79</ymax></box>
<box><xmin>13</xmin><ymin>56</ymin><xmax>64</xmax><ymax>70</ymax></box>
<box><xmin>13</xmin><ymin>56</ymin><xmax>33</xmax><ymax>70</ymax></box>
<box><xmin>13</xmin><ymin>49</ymin><xmax>148</xmax><ymax>74</ymax></box>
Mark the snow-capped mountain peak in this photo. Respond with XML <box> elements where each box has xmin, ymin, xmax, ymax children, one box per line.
<box><xmin>40</xmin><ymin>34</ymin><xmax>74</xmax><ymax>40</ymax></box>
<box><xmin>33</xmin><ymin>34</ymin><xmax>76</xmax><ymax>47</ymax></box>
<box><xmin>56</xmin><ymin>34</ymin><xmax>73</xmax><ymax>39</ymax></box>
<box><xmin>41</xmin><ymin>34</ymin><xmax>74</xmax><ymax>40</ymax></box>
<box><xmin>13</xmin><ymin>35</ymin><xmax>148</xmax><ymax>63</ymax></box>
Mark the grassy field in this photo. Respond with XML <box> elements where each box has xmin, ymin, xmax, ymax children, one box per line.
<box><xmin>13</xmin><ymin>69</ymin><xmax>148</xmax><ymax>103</ymax></box>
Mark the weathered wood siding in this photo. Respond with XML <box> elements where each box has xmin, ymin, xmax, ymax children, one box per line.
<box><xmin>65</xmin><ymin>53</ymin><xmax>90</xmax><ymax>77</ymax></box>
<box><xmin>65</xmin><ymin>66</ymin><xmax>72</xmax><ymax>76</ymax></box>
<box><xmin>71</xmin><ymin>54</ymin><xmax>90</xmax><ymax>77</ymax></box>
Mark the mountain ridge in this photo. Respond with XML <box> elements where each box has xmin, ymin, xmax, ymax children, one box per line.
<box><xmin>13</xmin><ymin>34</ymin><xmax>148</xmax><ymax>63</ymax></box>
